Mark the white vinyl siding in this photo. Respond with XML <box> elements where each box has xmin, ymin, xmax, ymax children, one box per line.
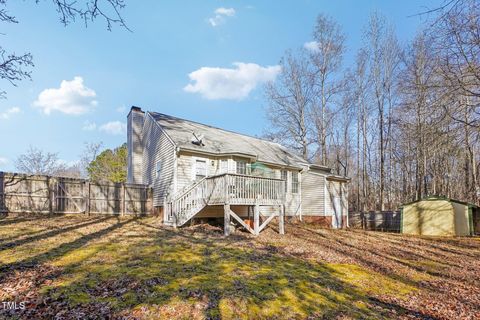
<box><xmin>326</xmin><ymin>179</ymin><xmax>348</xmax><ymax>219</ymax></box>
<box><xmin>301</xmin><ymin>170</ymin><xmax>326</xmax><ymax>216</ymax></box>
<box><xmin>141</xmin><ymin>114</ymin><xmax>176</xmax><ymax>206</ymax></box>
<box><xmin>155</xmin><ymin>161</ymin><xmax>162</xmax><ymax>179</ymax></box>
<box><xmin>176</xmin><ymin>153</ymin><xmax>218</xmax><ymax>191</ymax></box>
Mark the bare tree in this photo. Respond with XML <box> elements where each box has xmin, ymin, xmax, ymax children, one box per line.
<box><xmin>0</xmin><ymin>0</ymin><xmax>128</xmax><ymax>97</ymax></box>
<box><xmin>15</xmin><ymin>146</ymin><xmax>85</xmax><ymax>177</ymax></box>
<box><xmin>349</xmin><ymin>49</ymin><xmax>371</xmax><ymax>211</ymax></box>
<box><xmin>364</xmin><ymin>12</ymin><xmax>402</xmax><ymax>210</ymax></box>
<box><xmin>309</xmin><ymin>14</ymin><xmax>346</xmax><ymax>166</ymax></box>
<box><xmin>397</xmin><ymin>32</ymin><xmax>441</xmax><ymax>200</ymax></box>
<box><xmin>264</xmin><ymin>6</ymin><xmax>480</xmax><ymax>212</ymax></box>
<box><xmin>79</xmin><ymin>141</ymin><xmax>103</xmax><ymax>178</ymax></box>
<box><xmin>264</xmin><ymin>51</ymin><xmax>315</xmax><ymax>160</ymax></box>
<box><xmin>429</xmin><ymin>0</ymin><xmax>480</xmax><ymax>101</ymax></box>
<box><xmin>15</xmin><ymin>146</ymin><xmax>65</xmax><ymax>175</ymax></box>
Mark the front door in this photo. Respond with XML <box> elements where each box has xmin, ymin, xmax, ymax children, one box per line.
<box><xmin>332</xmin><ymin>197</ymin><xmax>342</xmax><ymax>229</ymax></box>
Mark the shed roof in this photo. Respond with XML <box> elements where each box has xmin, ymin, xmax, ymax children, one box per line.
<box><xmin>401</xmin><ymin>195</ymin><xmax>478</xmax><ymax>208</ymax></box>
<box><xmin>148</xmin><ymin>111</ymin><xmax>309</xmax><ymax>169</ymax></box>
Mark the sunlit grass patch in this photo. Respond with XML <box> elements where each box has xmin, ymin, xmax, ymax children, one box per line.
<box><xmin>326</xmin><ymin>263</ymin><xmax>416</xmax><ymax>297</ymax></box>
<box><xmin>3</xmin><ymin>215</ymin><xmax>478</xmax><ymax>319</ymax></box>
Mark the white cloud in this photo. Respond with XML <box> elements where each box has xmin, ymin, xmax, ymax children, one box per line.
<box><xmin>184</xmin><ymin>62</ymin><xmax>281</xmax><ymax>100</ymax></box>
<box><xmin>0</xmin><ymin>157</ymin><xmax>8</xmax><ymax>166</ymax></box>
<box><xmin>33</xmin><ymin>76</ymin><xmax>97</xmax><ymax>115</ymax></box>
<box><xmin>215</xmin><ymin>7</ymin><xmax>235</xmax><ymax>16</ymax></box>
<box><xmin>304</xmin><ymin>41</ymin><xmax>320</xmax><ymax>52</ymax></box>
<box><xmin>116</xmin><ymin>106</ymin><xmax>127</xmax><ymax>113</ymax></box>
<box><xmin>82</xmin><ymin>120</ymin><xmax>97</xmax><ymax>131</ymax></box>
<box><xmin>208</xmin><ymin>7</ymin><xmax>235</xmax><ymax>27</ymax></box>
<box><xmin>99</xmin><ymin>121</ymin><xmax>126</xmax><ymax>135</ymax></box>
<box><xmin>0</xmin><ymin>107</ymin><xmax>20</xmax><ymax>120</ymax></box>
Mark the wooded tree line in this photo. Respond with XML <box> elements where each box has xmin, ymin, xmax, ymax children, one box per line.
<box><xmin>13</xmin><ymin>143</ymin><xmax>127</xmax><ymax>183</ymax></box>
<box><xmin>265</xmin><ymin>0</ymin><xmax>480</xmax><ymax>211</ymax></box>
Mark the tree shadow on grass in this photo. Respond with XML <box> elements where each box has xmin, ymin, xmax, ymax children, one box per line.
<box><xmin>300</xmin><ymin>226</ymin><xmax>479</xmax><ymax>285</ymax></box>
<box><xmin>353</xmin><ymin>228</ymin><xmax>480</xmax><ymax>260</ymax></box>
<box><xmin>0</xmin><ymin>215</ymin><xmax>53</xmax><ymax>227</ymax></box>
<box><xmin>17</xmin><ymin>221</ymin><xmax>434</xmax><ymax>320</ymax></box>
<box><xmin>0</xmin><ymin>216</ymin><xmax>136</xmax><ymax>278</ymax></box>
<box><xmin>0</xmin><ymin>216</ymin><xmax>113</xmax><ymax>251</ymax></box>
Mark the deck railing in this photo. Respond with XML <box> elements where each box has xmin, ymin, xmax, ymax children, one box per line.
<box><xmin>165</xmin><ymin>173</ymin><xmax>285</xmax><ymax>226</ymax></box>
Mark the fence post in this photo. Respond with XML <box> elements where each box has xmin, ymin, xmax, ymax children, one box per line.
<box><xmin>85</xmin><ymin>181</ymin><xmax>90</xmax><ymax>216</ymax></box>
<box><xmin>48</xmin><ymin>177</ymin><xmax>55</xmax><ymax>215</ymax></box>
<box><xmin>0</xmin><ymin>172</ymin><xmax>5</xmax><ymax>215</ymax></box>
<box><xmin>163</xmin><ymin>196</ymin><xmax>167</xmax><ymax>223</ymax></box>
<box><xmin>146</xmin><ymin>187</ymin><xmax>153</xmax><ymax>215</ymax></box>
<box><xmin>121</xmin><ymin>183</ymin><xmax>125</xmax><ymax>216</ymax></box>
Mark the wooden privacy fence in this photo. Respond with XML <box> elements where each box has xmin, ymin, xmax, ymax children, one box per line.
<box><xmin>349</xmin><ymin>211</ymin><xmax>401</xmax><ymax>232</ymax></box>
<box><xmin>0</xmin><ymin>172</ymin><xmax>152</xmax><ymax>215</ymax></box>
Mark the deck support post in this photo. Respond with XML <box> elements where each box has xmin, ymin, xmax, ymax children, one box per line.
<box><xmin>279</xmin><ymin>204</ymin><xmax>285</xmax><ymax>235</ymax></box>
<box><xmin>224</xmin><ymin>204</ymin><xmax>231</xmax><ymax>236</ymax></box>
<box><xmin>254</xmin><ymin>202</ymin><xmax>260</xmax><ymax>236</ymax></box>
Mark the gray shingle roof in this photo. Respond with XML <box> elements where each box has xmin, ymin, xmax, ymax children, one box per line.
<box><xmin>149</xmin><ymin>112</ymin><xmax>308</xmax><ymax>168</ymax></box>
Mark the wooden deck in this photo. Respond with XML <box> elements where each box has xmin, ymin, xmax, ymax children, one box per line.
<box><xmin>164</xmin><ymin>173</ymin><xmax>285</xmax><ymax>235</ymax></box>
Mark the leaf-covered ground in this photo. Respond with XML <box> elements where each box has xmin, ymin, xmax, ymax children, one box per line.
<box><xmin>0</xmin><ymin>215</ymin><xmax>478</xmax><ymax>319</ymax></box>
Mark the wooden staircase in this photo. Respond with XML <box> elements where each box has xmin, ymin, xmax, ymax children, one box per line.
<box><xmin>163</xmin><ymin>173</ymin><xmax>286</xmax><ymax>228</ymax></box>
<box><xmin>163</xmin><ymin>177</ymin><xmax>209</xmax><ymax>227</ymax></box>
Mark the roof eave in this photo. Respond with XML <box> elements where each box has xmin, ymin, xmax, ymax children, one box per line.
<box><xmin>326</xmin><ymin>174</ymin><xmax>350</xmax><ymax>182</ymax></box>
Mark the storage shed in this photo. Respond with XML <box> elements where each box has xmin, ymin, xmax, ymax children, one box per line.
<box><xmin>400</xmin><ymin>196</ymin><xmax>478</xmax><ymax>236</ymax></box>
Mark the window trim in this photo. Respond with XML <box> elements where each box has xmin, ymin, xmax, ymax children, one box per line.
<box><xmin>291</xmin><ymin>171</ymin><xmax>299</xmax><ymax>194</ymax></box>
<box><xmin>193</xmin><ymin>158</ymin><xmax>207</xmax><ymax>181</ymax></box>
<box><xmin>281</xmin><ymin>170</ymin><xmax>288</xmax><ymax>193</ymax></box>
<box><xmin>236</xmin><ymin>160</ymin><xmax>247</xmax><ymax>175</ymax></box>
<box><xmin>220</xmin><ymin>159</ymin><xmax>228</xmax><ymax>174</ymax></box>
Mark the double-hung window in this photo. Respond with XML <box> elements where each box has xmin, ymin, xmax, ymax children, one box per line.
<box><xmin>281</xmin><ymin>170</ymin><xmax>288</xmax><ymax>192</ymax></box>
<box><xmin>195</xmin><ymin>159</ymin><xmax>207</xmax><ymax>180</ymax></box>
<box><xmin>291</xmin><ymin>171</ymin><xmax>299</xmax><ymax>194</ymax></box>
<box><xmin>236</xmin><ymin>160</ymin><xmax>247</xmax><ymax>175</ymax></box>
<box><xmin>220</xmin><ymin>159</ymin><xmax>228</xmax><ymax>173</ymax></box>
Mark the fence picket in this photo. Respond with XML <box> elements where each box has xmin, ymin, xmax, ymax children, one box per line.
<box><xmin>0</xmin><ymin>172</ymin><xmax>151</xmax><ymax>215</ymax></box>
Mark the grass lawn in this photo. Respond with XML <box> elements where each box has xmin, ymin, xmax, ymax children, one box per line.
<box><xmin>0</xmin><ymin>215</ymin><xmax>479</xmax><ymax>319</ymax></box>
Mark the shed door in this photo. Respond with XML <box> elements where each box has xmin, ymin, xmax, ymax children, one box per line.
<box><xmin>332</xmin><ymin>197</ymin><xmax>342</xmax><ymax>228</ymax></box>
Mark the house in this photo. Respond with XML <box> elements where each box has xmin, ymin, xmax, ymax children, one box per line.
<box><xmin>401</xmin><ymin>196</ymin><xmax>479</xmax><ymax>236</ymax></box>
<box><xmin>127</xmin><ymin>106</ymin><xmax>349</xmax><ymax>235</ymax></box>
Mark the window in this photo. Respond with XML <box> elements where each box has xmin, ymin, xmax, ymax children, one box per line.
<box><xmin>291</xmin><ymin>171</ymin><xmax>299</xmax><ymax>194</ymax></box>
<box><xmin>195</xmin><ymin>159</ymin><xmax>207</xmax><ymax>180</ymax></box>
<box><xmin>155</xmin><ymin>161</ymin><xmax>162</xmax><ymax>179</ymax></box>
<box><xmin>220</xmin><ymin>159</ymin><xmax>228</xmax><ymax>173</ymax></box>
<box><xmin>236</xmin><ymin>160</ymin><xmax>246</xmax><ymax>175</ymax></box>
<box><xmin>281</xmin><ymin>170</ymin><xmax>288</xmax><ymax>192</ymax></box>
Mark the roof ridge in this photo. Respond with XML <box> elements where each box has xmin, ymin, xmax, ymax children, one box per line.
<box><xmin>148</xmin><ymin>111</ymin><xmax>293</xmax><ymax>149</ymax></box>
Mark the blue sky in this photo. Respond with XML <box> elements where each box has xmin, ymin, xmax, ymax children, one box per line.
<box><xmin>0</xmin><ymin>0</ymin><xmax>443</xmax><ymax>171</ymax></box>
